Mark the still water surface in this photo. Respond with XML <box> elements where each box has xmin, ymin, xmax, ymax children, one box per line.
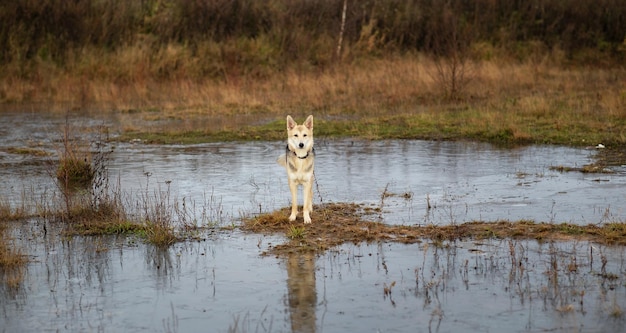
<box><xmin>1</xmin><ymin>112</ymin><xmax>625</xmax><ymax>332</ymax></box>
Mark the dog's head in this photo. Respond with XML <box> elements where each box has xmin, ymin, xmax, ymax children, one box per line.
<box><xmin>286</xmin><ymin>115</ymin><xmax>314</xmax><ymax>158</ymax></box>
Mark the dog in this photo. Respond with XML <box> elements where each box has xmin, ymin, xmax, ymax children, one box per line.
<box><xmin>277</xmin><ymin>115</ymin><xmax>315</xmax><ymax>223</ymax></box>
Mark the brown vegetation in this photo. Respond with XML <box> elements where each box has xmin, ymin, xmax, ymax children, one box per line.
<box><xmin>1</xmin><ymin>0</ymin><xmax>623</xmax><ymax>71</ymax></box>
<box><xmin>0</xmin><ymin>222</ymin><xmax>27</xmax><ymax>290</ymax></box>
<box><xmin>0</xmin><ymin>1</ymin><xmax>624</xmax><ymax>147</ymax></box>
<box><xmin>87</xmin><ymin>59</ymin><xmax>625</xmax><ymax>148</ymax></box>
<box><xmin>243</xmin><ymin>203</ymin><xmax>626</xmax><ymax>256</ymax></box>
<box><xmin>551</xmin><ymin>147</ymin><xmax>626</xmax><ymax>174</ymax></box>
<box><xmin>1</xmin><ymin>0</ymin><xmax>624</xmax><ymax>108</ymax></box>
<box><xmin>43</xmin><ymin>121</ymin><xmax>192</xmax><ymax>248</ymax></box>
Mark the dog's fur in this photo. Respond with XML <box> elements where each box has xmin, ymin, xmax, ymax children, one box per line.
<box><xmin>277</xmin><ymin>115</ymin><xmax>315</xmax><ymax>223</ymax></box>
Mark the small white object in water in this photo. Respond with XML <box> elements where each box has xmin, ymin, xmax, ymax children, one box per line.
<box><xmin>596</xmin><ymin>143</ymin><xmax>605</xmax><ymax>149</ymax></box>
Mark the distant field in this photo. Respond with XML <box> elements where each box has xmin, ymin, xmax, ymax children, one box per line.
<box><xmin>0</xmin><ymin>0</ymin><xmax>624</xmax><ymax>146</ymax></box>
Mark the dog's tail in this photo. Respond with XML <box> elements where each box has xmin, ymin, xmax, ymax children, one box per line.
<box><xmin>277</xmin><ymin>154</ymin><xmax>287</xmax><ymax>168</ymax></box>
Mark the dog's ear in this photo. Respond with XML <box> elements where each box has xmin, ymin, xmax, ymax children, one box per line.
<box><xmin>304</xmin><ymin>115</ymin><xmax>313</xmax><ymax>130</ymax></box>
<box><xmin>286</xmin><ymin>115</ymin><xmax>296</xmax><ymax>130</ymax></box>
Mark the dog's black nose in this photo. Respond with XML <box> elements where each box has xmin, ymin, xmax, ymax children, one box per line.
<box><xmin>299</xmin><ymin>143</ymin><xmax>304</xmax><ymax>148</ymax></box>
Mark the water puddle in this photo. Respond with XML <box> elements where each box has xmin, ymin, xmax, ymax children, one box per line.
<box><xmin>4</xmin><ymin>140</ymin><xmax>625</xmax><ymax>225</ymax></box>
<box><xmin>3</xmin><ymin>223</ymin><xmax>625</xmax><ymax>332</ymax></box>
<box><xmin>1</xmin><ymin>112</ymin><xmax>626</xmax><ymax>332</ymax></box>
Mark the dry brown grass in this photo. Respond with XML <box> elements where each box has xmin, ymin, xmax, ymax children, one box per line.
<box><xmin>3</xmin><ymin>55</ymin><xmax>623</xmax><ymax>115</ymax></box>
<box><xmin>0</xmin><ymin>223</ymin><xmax>27</xmax><ymax>290</ymax></box>
<box><xmin>0</xmin><ymin>198</ymin><xmax>27</xmax><ymax>222</ymax></box>
<box><xmin>1</xmin><ymin>54</ymin><xmax>624</xmax><ymax>147</ymax></box>
<box><xmin>243</xmin><ymin>203</ymin><xmax>626</xmax><ymax>256</ymax></box>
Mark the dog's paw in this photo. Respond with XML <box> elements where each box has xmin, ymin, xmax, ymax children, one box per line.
<box><xmin>303</xmin><ymin>213</ymin><xmax>311</xmax><ymax>224</ymax></box>
<box><xmin>289</xmin><ymin>213</ymin><xmax>297</xmax><ymax>222</ymax></box>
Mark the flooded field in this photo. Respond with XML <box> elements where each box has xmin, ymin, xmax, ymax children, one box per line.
<box><xmin>1</xmin><ymin>112</ymin><xmax>626</xmax><ymax>332</ymax></box>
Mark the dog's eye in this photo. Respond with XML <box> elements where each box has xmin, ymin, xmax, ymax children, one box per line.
<box><xmin>294</xmin><ymin>134</ymin><xmax>298</xmax><ymax>137</ymax></box>
<box><xmin>303</xmin><ymin>134</ymin><xmax>307</xmax><ymax>137</ymax></box>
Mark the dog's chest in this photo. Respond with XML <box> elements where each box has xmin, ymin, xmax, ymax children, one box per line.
<box><xmin>287</xmin><ymin>157</ymin><xmax>314</xmax><ymax>183</ymax></box>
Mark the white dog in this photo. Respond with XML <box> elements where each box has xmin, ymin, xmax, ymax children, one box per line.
<box><xmin>277</xmin><ymin>115</ymin><xmax>315</xmax><ymax>223</ymax></box>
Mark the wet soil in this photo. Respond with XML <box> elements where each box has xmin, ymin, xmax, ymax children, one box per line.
<box><xmin>243</xmin><ymin>202</ymin><xmax>626</xmax><ymax>258</ymax></box>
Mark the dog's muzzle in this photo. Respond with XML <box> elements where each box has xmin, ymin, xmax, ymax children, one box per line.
<box><xmin>286</xmin><ymin>144</ymin><xmax>314</xmax><ymax>160</ymax></box>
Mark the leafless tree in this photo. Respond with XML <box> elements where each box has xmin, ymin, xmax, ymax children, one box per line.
<box><xmin>427</xmin><ymin>3</ymin><xmax>475</xmax><ymax>99</ymax></box>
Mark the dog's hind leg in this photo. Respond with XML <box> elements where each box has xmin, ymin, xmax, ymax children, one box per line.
<box><xmin>289</xmin><ymin>181</ymin><xmax>299</xmax><ymax>222</ymax></box>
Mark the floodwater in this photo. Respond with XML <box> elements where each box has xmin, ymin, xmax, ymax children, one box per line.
<box><xmin>1</xmin><ymin>112</ymin><xmax>626</xmax><ymax>332</ymax></box>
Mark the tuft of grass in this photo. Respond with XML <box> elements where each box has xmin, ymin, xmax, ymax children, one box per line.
<box><xmin>143</xmin><ymin>222</ymin><xmax>180</xmax><ymax>248</ymax></box>
<box><xmin>56</xmin><ymin>157</ymin><xmax>94</xmax><ymax>189</ymax></box>
<box><xmin>54</xmin><ymin>118</ymin><xmax>97</xmax><ymax>194</ymax></box>
<box><xmin>287</xmin><ymin>225</ymin><xmax>307</xmax><ymax>240</ymax></box>
<box><xmin>557</xmin><ymin>223</ymin><xmax>585</xmax><ymax>235</ymax></box>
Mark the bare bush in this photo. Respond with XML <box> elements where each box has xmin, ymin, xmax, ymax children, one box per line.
<box><xmin>425</xmin><ymin>3</ymin><xmax>475</xmax><ymax>99</ymax></box>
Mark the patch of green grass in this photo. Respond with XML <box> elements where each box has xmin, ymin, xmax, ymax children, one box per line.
<box><xmin>116</xmin><ymin>105</ymin><xmax>626</xmax><ymax>148</ymax></box>
<box><xmin>66</xmin><ymin>218</ymin><xmax>181</xmax><ymax>248</ymax></box>
<box><xmin>67</xmin><ymin>219</ymin><xmax>144</xmax><ymax>236</ymax></box>
<box><xmin>104</xmin><ymin>221</ymin><xmax>142</xmax><ymax>235</ymax></box>
<box><xmin>120</xmin><ymin>119</ymin><xmax>286</xmax><ymax>144</ymax></box>
<box><xmin>557</xmin><ymin>223</ymin><xmax>585</xmax><ymax>235</ymax></box>
<box><xmin>287</xmin><ymin>225</ymin><xmax>306</xmax><ymax>239</ymax></box>
<box><xmin>605</xmin><ymin>223</ymin><xmax>626</xmax><ymax>233</ymax></box>
<box><xmin>7</xmin><ymin>147</ymin><xmax>50</xmax><ymax>156</ymax></box>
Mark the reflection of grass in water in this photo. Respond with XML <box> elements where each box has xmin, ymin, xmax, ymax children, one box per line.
<box><xmin>0</xmin><ymin>223</ymin><xmax>27</xmax><ymax>290</ymax></box>
<box><xmin>379</xmin><ymin>238</ymin><xmax>625</xmax><ymax>327</ymax></box>
<box><xmin>242</xmin><ymin>203</ymin><xmax>626</xmax><ymax>325</ymax></box>
<box><xmin>610</xmin><ymin>302</ymin><xmax>624</xmax><ymax>318</ymax></box>
<box><xmin>242</xmin><ymin>203</ymin><xmax>626</xmax><ymax>256</ymax></box>
<box><xmin>0</xmin><ymin>194</ymin><xmax>34</xmax><ymax>290</ymax></box>
<box><xmin>0</xmin><ymin>196</ymin><xmax>27</xmax><ymax>221</ymax></box>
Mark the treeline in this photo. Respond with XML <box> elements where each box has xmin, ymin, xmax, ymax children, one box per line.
<box><xmin>1</xmin><ymin>0</ymin><xmax>624</xmax><ymax>76</ymax></box>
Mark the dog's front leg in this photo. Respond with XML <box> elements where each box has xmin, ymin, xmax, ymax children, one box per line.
<box><xmin>289</xmin><ymin>180</ymin><xmax>299</xmax><ymax>221</ymax></box>
<box><xmin>302</xmin><ymin>181</ymin><xmax>313</xmax><ymax>224</ymax></box>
